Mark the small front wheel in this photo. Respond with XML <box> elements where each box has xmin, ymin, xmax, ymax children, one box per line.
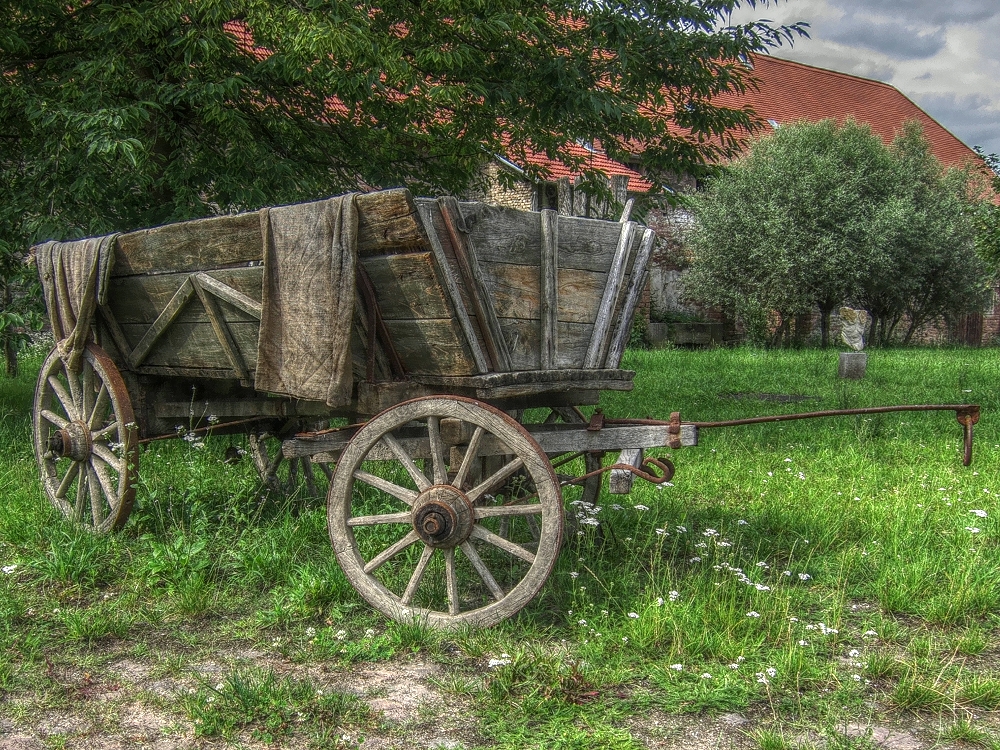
<box><xmin>33</xmin><ymin>344</ymin><xmax>139</xmax><ymax>532</ymax></box>
<box><xmin>328</xmin><ymin>396</ymin><xmax>563</xmax><ymax>628</ymax></box>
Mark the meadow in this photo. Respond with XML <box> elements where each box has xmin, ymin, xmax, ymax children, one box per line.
<box><xmin>1</xmin><ymin>344</ymin><xmax>999</xmax><ymax>749</ymax></box>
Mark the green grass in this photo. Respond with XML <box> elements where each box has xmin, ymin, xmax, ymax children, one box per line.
<box><xmin>2</xmin><ymin>343</ymin><xmax>1000</xmax><ymax>747</ymax></box>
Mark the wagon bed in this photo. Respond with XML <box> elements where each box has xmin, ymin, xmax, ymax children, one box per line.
<box><xmin>92</xmin><ymin>189</ymin><xmax>651</xmax><ymax>434</ymax></box>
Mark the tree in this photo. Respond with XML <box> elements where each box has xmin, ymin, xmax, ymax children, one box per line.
<box><xmin>684</xmin><ymin>119</ymin><xmax>898</xmax><ymax>347</ymax></box>
<box><xmin>684</xmin><ymin>119</ymin><xmax>990</xmax><ymax>347</ymax></box>
<box><xmin>971</xmin><ymin>147</ymin><xmax>1000</xmax><ymax>273</ymax></box>
<box><xmin>1</xmin><ymin>1</ymin><xmax>804</xmax><ymax>236</ymax></box>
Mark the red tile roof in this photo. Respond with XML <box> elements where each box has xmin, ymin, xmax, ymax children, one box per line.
<box><xmin>729</xmin><ymin>54</ymin><xmax>981</xmax><ymax>169</ymax></box>
<box><xmin>509</xmin><ymin>141</ymin><xmax>654</xmax><ymax>193</ymax></box>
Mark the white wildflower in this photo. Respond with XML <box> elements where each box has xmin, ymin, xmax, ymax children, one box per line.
<box><xmin>970</xmin><ymin>509</ymin><xmax>987</xmax><ymax>518</ymax></box>
<box><xmin>966</xmin><ymin>527</ymin><xmax>981</xmax><ymax>533</ymax></box>
<box><xmin>633</xmin><ymin>504</ymin><xmax>649</xmax><ymax>511</ymax></box>
<box><xmin>669</xmin><ymin>663</ymin><xmax>683</xmax><ymax>671</ymax></box>
<box><xmin>746</xmin><ymin>611</ymin><xmax>761</xmax><ymax>618</ymax></box>
<box><xmin>628</xmin><ymin>612</ymin><xmax>639</xmax><ymax>619</ymax></box>
<box><xmin>798</xmin><ymin>573</ymin><xmax>812</xmax><ymax>581</ymax></box>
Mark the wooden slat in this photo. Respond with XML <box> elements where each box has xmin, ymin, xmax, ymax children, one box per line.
<box><xmin>607</xmin><ymin>227</ymin><xmax>657</xmax><ymax>369</ymax></box>
<box><xmin>128</xmin><ymin>277</ymin><xmax>196</xmax><ymax>367</ymax></box>
<box><xmin>360</xmin><ymin>252</ymin><xmax>452</xmax><ymax>320</ymax></box>
<box><xmin>106</xmin><ymin>267</ymin><xmax>262</xmax><ymax>325</ymax></box>
<box><xmin>500</xmin><ymin>319</ymin><xmax>594</xmax><ymax>370</ymax></box>
<box><xmin>96</xmin><ymin>305</ymin><xmax>134</xmax><ymax>367</ymax></box>
<box><xmin>190</xmin><ymin>274</ymin><xmax>251</xmax><ymax>385</ymax></box>
<box><xmin>416</xmin><ymin>202</ymin><xmax>490</xmax><ymax>374</ymax></box>
<box><xmin>479</xmin><ymin>264</ymin><xmax>608</xmax><ymax>324</ymax></box>
<box><xmin>121</xmin><ymin>320</ymin><xmax>259</xmax><ymax>371</ymax></box>
<box><xmin>381</xmin><ymin>318</ymin><xmax>477</xmax><ymax>376</ymax></box>
<box><xmin>113</xmin><ymin>212</ymin><xmax>262</xmax><ymax>277</ymax></box>
<box><xmin>584</xmin><ymin>221</ymin><xmax>637</xmax><ymax>369</ymax></box>
<box><xmin>194</xmin><ymin>272</ymin><xmax>262</xmax><ymax>319</ymax></box>
<box><xmin>462</xmin><ymin>204</ymin><xmax>627</xmax><ymax>273</ymax></box>
<box><xmin>437</xmin><ymin>197</ymin><xmax>512</xmax><ymax>372</ymax></box>
<box><xmin>355</xmin><ymin>189</ymin><xmax>429</xmax><ymax>255</ymax></box>
<box><xmin>539</xmin><ymin>209</ymin><xmax>559</xmax><ymax>369</ymax></box>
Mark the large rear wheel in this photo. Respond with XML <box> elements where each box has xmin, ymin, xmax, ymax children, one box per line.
<box><xmin>328</xmin><ymin>396</ymin><xmax>563</xmax><ymax>628</ymax></box>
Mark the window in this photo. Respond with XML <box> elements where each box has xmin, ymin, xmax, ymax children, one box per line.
<box><xmin>537</xmin><ymin>182</ymin><xmax>559</xmax><ymax>210</ymax></box>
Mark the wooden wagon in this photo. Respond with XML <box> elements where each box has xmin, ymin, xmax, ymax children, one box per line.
<box><xmin>31</xmin><ymin>188</ymin><xmax>705</xmax><ymax>627</ymax></box>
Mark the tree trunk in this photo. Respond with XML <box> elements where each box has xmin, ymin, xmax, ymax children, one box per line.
<box><xmin>819</xmin><ymin>306</ymin><xmax>832</xmax><ymax>348</ymax></box>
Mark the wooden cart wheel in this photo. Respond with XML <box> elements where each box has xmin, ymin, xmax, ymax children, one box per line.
<box><xmin>33</xmin><ymin>344</ymin><xmax>138</xmax><ymax>533</ymax></box>
<box><xmin>328</xmin><ymin>396</ymin><xmax>563</xmax><ymax>629</ymax></box>
<box><xmin>248</xmin><ymin>431</ymin><xmax>331</xmax><ymax>499</ymax></box>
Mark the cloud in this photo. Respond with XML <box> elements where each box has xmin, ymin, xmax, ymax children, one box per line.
<box><xmin>825</xmin><ymin>15</ymin><xmax>946</xmax><ymax>60</ymax></box>
<box><xmin>914</xmin><ymin>93</ymin><xmax>1000</xmax><ymax>153</ymax></box>
<box><xmin>829</xmin><ymin>0</ymin><xmax>997</xmax><ymax>26</ymax></box>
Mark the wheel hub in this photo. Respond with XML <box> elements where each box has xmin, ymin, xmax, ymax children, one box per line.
<box><xmin>410</xmin><ymin>486</ymin><xmax>475</xmax><ymax>548</ymax></box>
<box><xmin>48</xmin><ymin>421</ymin><xmax>92</xmax><ymax>462</ymax></box>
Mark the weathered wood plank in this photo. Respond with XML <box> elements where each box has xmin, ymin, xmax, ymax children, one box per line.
<box><xmin>112</xmin><ymin>189</ymin><xmax>424</xmax><ymax>278</ymax></box>
<box><xmin>155</xmin><ymin>398</ymin><xmax>329</xmax><ymax>419</ymax></box>
<box><xmin>416</xmin><ymin>202</ymin><xmax>489</xmax><ymax>374</ymax></box>
<box><xmin>121</xmin><ymin>320</ymin><xmax>259</xmax><ymax>371</ymax></box>
<box><xmin>194</xmin><ymin>272</ymin><xmax>262</xmax><ymax>319</ymax></box>
<box><xmin>437</xmin><ymin>197</ymin><xmax>512</xmax><ymax>372</ymax></box>
<box><xmin>557</xmin><ymin>177</ymin><xmax>573</xmax><ymax>216</ymax></box>
<box><xmin>610</xmin><ymin>448</ymin><xmax>642</xmax><ymax>494</ymax></box>
<box><xmin>360</xmin><ymin>252</ymin><xmax>452</xmax><ymax>320</ymax></box>
<box><xmin>584</xmin><ymin>221</ymin><xmax>637</xmax><ymax>369</ymax></box>
<box><xmin>498</xmin><ymin>319</ymin><xmax>595</xmax><ymax>370</ymax></box>
<box><xmin>113</xmin><ymin>212</ymin><xmax>262</xmax><ymax>278</ymax></box>
<box><xmin>106</xmin><ymin>267</ymin><xmax>262</xmax><ymax>325</ymax></box>
<box><xmin>190</xmin><ymin>274</ymin><xmax>251</xmax><ymax>385</ymax></box>
<box><xmin>607</xmin><ymin>227</ymin><xmax>656</xmax><ymax>369</ymax></box>
<box><xmin>409</xmin><ymin>368</ymin><xmax>633</xmax><ymax>390</ymax></box>
<box><xmin>478</xmin><ymin>264</ymin><xmax>609</xmax><ymax>324</ymax></box>
<box><xmin>381</xmin><ymin>318</ymin><xmax>477</xmax><ymax>376</ymax></box>
<box><xmin>539</xmin><ymin>209</ymin><xmax>558</xmax><ymax>369</ymax></box>
<box><xmin>356</xmin><ymin>189</ymin><xmax>429</xmax><ymax>255</ymax></box>
<box><xmin>461</xmin><ymin>204</ymin><xmax>636</xmax><ymax>273</ymax></box>
<box><xmin>128</xmin><ymin>277</ymin><xmax>196</xmax><ymax>367</ymax></box>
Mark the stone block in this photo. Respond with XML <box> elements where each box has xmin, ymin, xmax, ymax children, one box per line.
<box><xmin>838</xmin><ymin>351</ymin><xmax>867</xmax><ymax>379</ymax></box>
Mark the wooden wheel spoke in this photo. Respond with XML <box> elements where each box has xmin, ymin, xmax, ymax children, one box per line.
<box><xmin>427</xmin><ymin>416</ymin><xmax>447</xmax><ymax>485</ymax></box>
<box><xmin>66</xmin><ymin>366</ymin><xmax>81</xmax><ymax>415</ymax></box>
<box><xmin>92</xmin><ymin>421</ymin><xmax>119</xmax><ymax>440</ymax></box>
<box><xmin>353</xmin><ymin>470</ymin><xmax>418</xmax><ymax>506</ymax></box>
<box><xmin>87</xmin><ymin>465</ymin><xmax>106</xmax><ymax>526</ymax></box>
<box><xmin>55</xmin><ymin>461</ymin><xmax>81</xmax><ymax>499</ymax></box>
<box><xmin>459</xmin><ymin>541</ymin><xmax>505</xmax><ymax>601</ymax></box>
<box><xmin>88</xmin><ymin>383</ymin><xmax>110</xmax><ymax>430</ymax></box>
<box><xmin>474</xmin><ymin>504</ymin><xmax>543</xmax><ymax>519</ymax></box>
<box><xmin>81</xmin><ymin>364</ymin><xmax>95</xmax><ymax>422</ymax></box>
<box><xmin>41</xmin><ymin>409</ymin><xmax>69</xmax><ymax>429</ymax></box>
<box><xmin>363</xmin><ymin>530</ymin><xmax>420</xmax><ymax>574</ymax></box>
<box><xmin>73</xmin><ymin>469</ymin><xmax>87</xmax><ymax>522</ymax></box>
<box><xmin>347</xmin><ymin>511</ymin><xmax>412</xmax><ymax>527</ymax></box>
<box><xmin>452</xmin><ymin>426</ymin><xmax>485</xmax><ymax>489</ymax></box>
<box><xmin>91</xmin><ymin>443</ymin><xmax>123</xmax><ymax>473</ymax></box>
<box><xmin>445</xmin><ymin>547</ymin><xmax>460</xmax><ymax>615</ymax></box>
<box><xmin>47</xmin><ymin>376</ymin><xmax>79</xmax><ymax>421</ymax></box>
<box><xmin>470</xmin><ymin>525</ymin><xmax>536</xmax><ymax>563</ymax></box>
<box><xmin>466</xmin><ymin>457</ymin><xmax>525</xmax><ymax>503</ymax></box>
<box><xmin>380</xmin><ymin>433</ymin><xmax>431</xmax><ymax>491</ymax></box>
<box><xmin>89</xmin><ymin>459</ymin><xmax>119</xmax><ymax>505</ymax></box>
<box><xmin>401</xmin><ymin>545</ymin><xmax>434</xmax><ymax>605</ymax></box>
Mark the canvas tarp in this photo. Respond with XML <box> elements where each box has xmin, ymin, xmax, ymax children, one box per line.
<box><xmin>35</xmin><ymin>234</ymin><xmax>118</xmax><ymax>373</ymax></box>
<box><xmin>255</xmin><ymin>194</ymin><xmax>358</xmax><ymax>408</ymax></box>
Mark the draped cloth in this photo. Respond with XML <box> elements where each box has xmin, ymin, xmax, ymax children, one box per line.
<box><xmin>255</xmin><ymin>195</ymin><xmax>358</xmax><ymax>408</ymax></box>
<box><xmin>35</xmin><ymin>234</ymin><xmax>118</xmax><ymax>373</ymax></box>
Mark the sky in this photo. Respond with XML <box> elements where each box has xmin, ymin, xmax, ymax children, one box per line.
<box><xmin>729</xmin><ymin>0</ymin><xmax>1000</xmax><ymax>156</ymax></box>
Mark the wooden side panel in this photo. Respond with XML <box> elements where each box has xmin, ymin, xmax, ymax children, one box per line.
<box><xmin>114</xmin><ymin>213</ymin><xmax>262</xmax><ymax>277</ymax></box>
<box><xmin>120</xmin><ymin>321</ymin><xmax>259</xmax><ymax>371</ymax></box>
<box><xmin>356</xmin><ymin>189</ymin><xmax>428</xmax><ymax>255</ymax></box>
<box><xmin>480</xmin><ymin>264</ymin><xmax>609</xmax><ymax>325</ymax></box>
<box><xmin>112</xmin><ymin>189</ymin><xmax>425</xmax><ymax>278</ymax></box>
<box><xmin>499</xmin><ymin>320</ymin><xmax>594</xmax><ymax>370</ymax></box>
<box><xmin>381</xmin><ymin>319</ymin><xmax>477</xmax><ymax>376</ymax></box>
<box><xmin>462</xmin><ymin>204</ymin><xmax>630</xmax><ymax>274</ymax></box>
<box><xmin>360</xmin><ymin>253</ymin><xmax>452</xmax><ymax>320</ymax></box>
<box><xmin>106</xmin><ymin>267</ymin><xmax>263</xmax><ymax>325</ymax></box>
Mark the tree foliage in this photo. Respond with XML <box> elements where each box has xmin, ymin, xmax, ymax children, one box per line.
<box><xmin>1</xmin><ymin>0</ymin><xmax>803</xmax><ymax>239</ymax></box>
<box><xmin>684</xmin><ymin>119</ymin><xmax>991</xmax><ymax>347</ymax></box>
<box><xmin>971</xmin><ymin>147</ymin><xmax>1000</xmax><ymax>272</ymax></box>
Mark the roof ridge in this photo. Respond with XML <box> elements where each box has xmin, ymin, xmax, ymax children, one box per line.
<box><xmin>751</xmin><ymin>53</ymin><xmax>901</xmax><ymax>94</ymax></box>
